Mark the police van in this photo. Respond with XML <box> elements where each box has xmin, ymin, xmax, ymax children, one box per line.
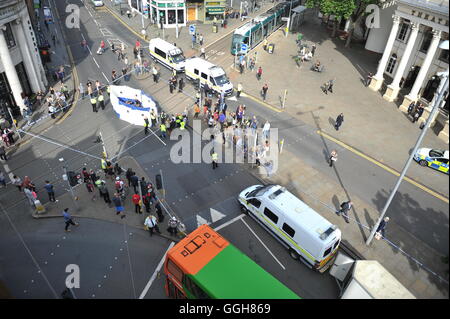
<box><xmin>238</xmin><ymin>184</ymin><xmax>341</xmax><ymax>272</ymax></box>
<box><xmin>149</xmin><ymin>38</ymin><xmax>185</xmax><ymax>72</ymax></box>
<box><xmin>184</xmin><ymin>57</ymin><xmax>234</xmax><ymax>96</ymax></box>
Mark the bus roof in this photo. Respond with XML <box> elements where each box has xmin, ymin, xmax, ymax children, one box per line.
<box><xmin>167</xmin><ymin>224</ymin><xmax>228</xmax><ymax>275</ymax></box>
<box><xmin>193</xmin><ymin>244</ymin><xmax>300</xmax><ymax>299</ymax></box>
<box><xmin>233</xmin><ymin>3</ymin><xmax>287</xmax><ymax>36</ymax></box>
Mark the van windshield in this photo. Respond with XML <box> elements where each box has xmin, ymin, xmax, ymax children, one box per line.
<box><xmin>213</xmin><ymin>74</ymin><xmax>229</xmax><ymax>86</ymax></box>
<box><xmin>171</xmin><ymin>53</ymin><xmax>185</xmax><ymax>63</ymax></box>
<box><xmin>247</xmin><ymin>185</ymin><xmax>275</xmax><ymax>198</ymax></box>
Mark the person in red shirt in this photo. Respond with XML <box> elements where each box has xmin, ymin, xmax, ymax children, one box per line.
<box><xmin>132</xmin><ymin>192</ymin><xmax>141</xmax><ymax>214</ymax></box>
<box><xmin>135</xmin><ymin>40</ymin><xmax>141</xmax><ymax>50</ymax></box>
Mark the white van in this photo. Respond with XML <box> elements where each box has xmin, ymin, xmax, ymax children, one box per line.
<box><xmin>184</xmin><ymin>57</ymin><xmax>234</xmax><ymax>96</ymax></box>
<box><xmin>238</xmin><ymin>184</ymin><xmax>341</xmax><ymax>272</ymax></box>
<box><xmin>149</xmin><ymin>38</ymin><xmax>185</xmax><ymax>72</ymax></box>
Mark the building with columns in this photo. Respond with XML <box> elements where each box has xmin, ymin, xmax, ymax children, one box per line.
<box><xmin>0</xmin><ymin>0</ymin><xmax>47</xmax><ymax>118</ymax></box>
<box><xmin>367</xmin><ymin>0</ymin><xmax>449</xmax><ymax>142</ymax></box>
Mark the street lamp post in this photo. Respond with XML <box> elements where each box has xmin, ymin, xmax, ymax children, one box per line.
<box><xmin>286</xmin><ymin>0</ymin><xmax>293</xmax><ymax>37</ymax></box>
<box><xmin>59</xmin><ymin>157</ymin><xmax>78</xmax><ymax>210</ymax></box>
<box><xmin>366</xmin><ymin>40</ymin><xmax>449</xmax><ymax>246</ymax></box>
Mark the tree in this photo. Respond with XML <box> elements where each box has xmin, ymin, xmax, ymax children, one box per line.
<box><xmin>306</xmin><ymin>0</ymin><xmax>381</xmax><ymax>45</ymax></box>
<box><xmin>306</xmin><ymin>0</ymin><xmax>356</xmax><ymax>38</ymax></box>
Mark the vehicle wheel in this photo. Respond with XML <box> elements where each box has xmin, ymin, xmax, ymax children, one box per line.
<box><xmin>419</xmin><ymin>160</ymin><xmax>428</xmax><ymax>167</ymax></box>
<box><xmin>289</xmin><ymin>249</ymin><xmax>299</xmax><ymax>260</ymax></box>
<box><xmin>240</xmin><ymin>204</ymin><xmax>248</xmax><ymax>215</ymax></box>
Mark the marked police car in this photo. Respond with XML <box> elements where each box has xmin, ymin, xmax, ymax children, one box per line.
<box><xmin>413</xmin><ymin>148</ymin><xmax>449</xmax><ymax>174</ymax></box>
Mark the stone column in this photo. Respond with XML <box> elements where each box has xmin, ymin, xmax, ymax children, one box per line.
<box><xmin>13</xmin><ymin>18</ymin><xmax>40</xmax><ymax>93</ymax></box>
<box><xmin>0</xmin><ymin>24</ymin><xmax>26</xmax><ymax>114</ymax></box>
<box><xmin>383</xmin><ymin>22</ymin><xmax>420</xmax><ymax>102</ymax></box>
<box><xmin>400</xmin><ymin>30</ymin><xmax>442</xmax><ymax>112</ymax></box>
<box><xmin>369</xmin><ymin>15</ymin><xmax>401</xmax><ymax>92</ymax></box>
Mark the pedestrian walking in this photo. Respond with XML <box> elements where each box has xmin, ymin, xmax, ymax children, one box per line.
<box><xmin>178</xmin><ymin>77</ymin><xmax>184</xmax><ymax>93</ymax></box>
<box><xmin>334</xmin><ymin>113</ymin><xmax>344</xmax><ymax>131</ymax></box>
<box><xmin>194</xmin><ymin>103</ymin><xmax>200</xmax><ymax>119</ymax></box>
<box><xmin>0</xmin><ymin>145</ymin><xmax>7</xmax><ymax>161</ymax></box>
<box><xmin>142</xmin><ymin>191</ymin><xmax>152</xmax><ymax>213</ymax></box>
<box><xmin>79</xmin><ymin>82</ymin><xmax>85</xmax><ymax>99</ymax></box>
<box><xmin>167</xmin><ymin>216</ymin><xmax>179</xmax><ymax>236</ymax></box>
<box><xmin>261</xmin><ymin>84</ymin><xmax>268</xmax><ymax>101</ymax></box>
<box><xmin>90</xmin><ymin>96</ymin><xmax>98</xmax><ymax>113</ymax></box>
<box><xmin>328</xmin><ymin>79</ymin><xmax>334</xmax><ymax>93</ymax></box>
<box><xmin>144</xmin><ymin>215</ymin><xmax>161</xmax><ymax>236</ymax></box>
<box><xmin>12</xmin><ymin>175</ymin><xmax>22</xmax><ymax>192</ymax></box>
<box><xmin>169</xmin><ymin>79</ymin><xmax>174</xmax><ymax>94</ymax></box>
<box><xmin>257</xmin><ymin>66</ymin><xmax>263</xmax><ymax>80</ymax></box>
<box><xmin>98</xmin><ymin>92</ymin><xmax>105</xmax><ymax>110</ymax></box>
<box><xmin>329</xmin><ymin>150</ymin><xmax>338</xmax><ymax>167</ymax></box>
<box><xmin>112</xmin><ymin>193</ymin><xmax>126</xmax><ymax>219</ymax></box>
<box><xmin>132</xmin><ymin>192</ymin><xmax>142</xmax><ymax>214</ymax></box>
<box><xmin>0</xmin><ymin>171</ymin><xmax>6</xmax><ymax>188</ymax></box>
<box><xmin>262</xmin><ymin>120</ymin><xmax>270</xmax><ymax>140</ymax></box>
<box><xmin>237</xmin><ymin>82</ymin><xmax>243</xmax><ymax>98</ymax></box>
<box><xmin>160</xmin><ymin>122</ymin><xmax>167</xmax><ymax>138</ymax></box>
<box><xmin>144</xmin><ymin>117</ymin><xmax>149</xmax><ymax>135</ymax></box>
<box><xmin>63</xmin><ymin>208</ymin><xmax>79</xmax><ymax>232</ymax></box>
<box><xmin>22</xmin><ymin>176</ymin><xmax>36</xmax><ymax>191</ymax></box>
<box><xmin>152</xmin><ymin>65</ymin><xmax>159</xmax><ymax>83</ymax></box>
<box><xmin>114</xmin><ymin>163</ymin><xmax>123</xmax><ymax>176</ymax></box>
<box><xmin>99</xmin><ymin>181</ymin><xmax>111</xmax><ymax>203</ymax></box>
<box><xmin>125</xmin><ymin>168</ymin><xmax>134</xmax><ymax>187</ymax></box>
<box><xmin>200</xmin><ymin>47</ymin><xmax>206</xmax><ymax>59</ymax></box>
<box><xmin>199</xmin><ymin>34</ymin><xmax>204</xmax><ymax>46</ymax></box>
<box><xmin>44</xmin><ymin>181</ymin><xmax>56</xmax><ymax>202</ymax></box>
<box><xmin>413</xmin><ymin>103</ymin><xmax>424</xmax><ymax>123</ymax></box>
<box><xmin>311</xmin><ymin>43</ymin><xmax>316</xmax><ymax>56</ymax></box>
<box><xmin>376</xmin><ymin>217</ymin><xmax>390</xmax><ymax>238</ymax></box>
<box><xmin>211</xmin><ymin>151</ymin><xmax>219</xmax><ymax>169</ymax></box>
<box><xmin>155</xmin><ymin>200</ymin><xmax>164</xmax><ymax>223</ymax></box>
<box><xmin>140</xmin><ymin>177</ymin><xmax>147</xmax><ymax>195</ymax></box>
<box><xmin>336</xmin><ymin>201</ymin><xmax>352</xmax><ymax>223</ymax></box>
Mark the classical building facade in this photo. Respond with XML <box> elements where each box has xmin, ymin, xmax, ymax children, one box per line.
<box><xmin>367</xmin><ymin>0</ymin><xmax>449</xmax><ymax>142</ymax></box>
<box><xmin>0</xmin><ymin>0</ymin><xmax>47</xmax><ymax>117</ymax></box>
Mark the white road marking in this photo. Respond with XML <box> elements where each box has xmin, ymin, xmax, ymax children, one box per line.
<box><xmin>92</xmin><ymin>57</ymin><xmax>100</xmax><ymax>68</ymax></box>
<box><xmin>102</xmin><ymin>72</ymin><xmax>108</xmax><ymax>82</ymax></box>
<box><xmin>139</xmin><ymin>242</ymin><xmax>175</xmax><ymax>299</ymax></box>
<box><xmin>214</xmin><ymin>214</ymin><xmax>245</xmax><ymax>231</ymax></box>
<box><xmin>240</xmin><ymin>218</ymin><xmax>286</xmax><ymax>270</ymax></box>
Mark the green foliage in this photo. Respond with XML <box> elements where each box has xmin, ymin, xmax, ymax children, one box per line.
<box><xmin>306</xmin><ymin>0</ymin><xmax>381</xmax><ymax>20</ymax></box>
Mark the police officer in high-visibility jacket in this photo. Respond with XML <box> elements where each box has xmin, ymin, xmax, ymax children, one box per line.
<box><xmin>144</xmin><ymin>117</ymin><xmax>149</xmax><ymax>135</ymax></box>
<box><xmin>180</xmin><ymin>120</ymin><xmax>186</xmax><ymax>130</ymax></box>
<box><xmin>91</xmin><ymin>96</ymin><xmax>97</xmax><ymax>112</ymax></box>
<box><xmin>160</xmin><ymin>122</ymin><xmax>167</xmax><ymax>139</ymax></box>
<box><xmin>211</xmin><ymin>151</ymin><xmax>219</xmax><ymax>170</ymax></box>
<box><xmin>150</xmin><ymin>111</ymin><xmax>157</xmax><ymax>127</ymax></box>
<box><xmin>101</xmin><ymin>158</ymin><xmax>107</xmax><ymax>174</ymax></box>
<box><xmin>98</xmin><ymin>92</ymin><xmax>105</xmax><ymax>110</ymax></box>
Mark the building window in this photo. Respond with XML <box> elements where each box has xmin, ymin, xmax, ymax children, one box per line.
<box><xmin>386</xmin><ymin>54</ymin><xmax>397</xmax><ymax>74</ymax></box>
<box><xmin>397</xmin><ymin>22</ymin><xmax>410</xmax><ymax>42</ymax></box>
<box><xmin>420</xmin><ymin>29</ymin><xmax>433</xmax><ymax>53</ymax></box>
<box><xmin>439</xmin><ymin>49</ymin><xmax>449</xmax><ymax>62</ymax></box>
<box><xmin>3</xmin><ymin>23</ymin><xmax>16</xmax><ymax>48</ymax></box>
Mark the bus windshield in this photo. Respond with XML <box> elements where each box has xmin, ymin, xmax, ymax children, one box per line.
<box><xmin>213</xmin><ymin>75</ymin><xmax>229</xmax><ymax>86</ymax></box>
<box><xmin>171</xmin><ymin>53</ymin><xmax>185</xmax><ymax>63</ymax></box>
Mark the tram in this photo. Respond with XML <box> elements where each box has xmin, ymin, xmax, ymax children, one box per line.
<box><xmin>231</xmin><ymin>0</ymin><xmax>301</xmax><ymax>55</ymax></box>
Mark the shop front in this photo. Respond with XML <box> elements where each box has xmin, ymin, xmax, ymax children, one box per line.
<box><xmin>150</xmin><ymin>0</ymin><xmax>186</xmax><ymax>28</ymax></box>
<box><xmin>204</xmin><ymin>0</ymin><xmax>225</xmax><ymax>23</ymax></box>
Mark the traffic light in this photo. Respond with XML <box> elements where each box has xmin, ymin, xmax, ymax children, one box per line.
<box><xmin>155</xmin><ymin>174</ymin><xmax>163</xmax><ymax>190</ymax></box>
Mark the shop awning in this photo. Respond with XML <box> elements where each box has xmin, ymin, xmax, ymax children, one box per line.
<box><xmin>206</xmin><ymin>7</ymin><xmax>224</xmax><ymax>14</ymax></box>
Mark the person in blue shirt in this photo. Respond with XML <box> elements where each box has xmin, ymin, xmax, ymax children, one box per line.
<box><xmin>44</xmin><ymin>180</ymin><xmax>56</xmax><ymax>202</ymax></box>
<box><xmin>62</xmin><ymin>208</ymin><xmax>78</xmax><ymax>232</ymax></box>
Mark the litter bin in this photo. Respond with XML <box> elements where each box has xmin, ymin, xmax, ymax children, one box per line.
<box><xmin>267</xmin><ymin>43</ymin><xmax>275</xmax><ymax>54</ymax></box>
<box><xmin>212</xmin><ymin>24</ymin><xmax>218</xmax><ymax>33</ymax></box>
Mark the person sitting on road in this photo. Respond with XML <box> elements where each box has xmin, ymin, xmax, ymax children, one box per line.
<box><xmin>314</xmin><ymin>60</ymin><xmax>321</xmax><ymax>71</ymax></box>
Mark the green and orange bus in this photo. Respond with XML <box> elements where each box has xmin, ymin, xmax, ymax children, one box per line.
<box><xmin>163</xmin><ymin>224</ymin><xmax>300</xmax><ymax>299</ymax></box>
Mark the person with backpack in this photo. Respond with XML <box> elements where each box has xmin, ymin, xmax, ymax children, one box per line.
<box><xmin>144</xmin><ymin>215</ymin><xmax>161</xmax><ymax>236</ymax></box>
<box><xmin>115</xmin><ymin>176</ymin><xmax>125</xmax><ymax>198</ymax></box>
<box><xmin>336</xmin><ymin>201</ymin><xmax>352</xmax><ymax>223</ymax></box>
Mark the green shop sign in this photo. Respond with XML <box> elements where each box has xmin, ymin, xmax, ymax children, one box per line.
<box><xmin>206</xmin><ymin>7</ymin><xmax>224</xmax><ymax>14</ymax></box>
<box><xmin>151</xmin><ymin>1</ymin><xmax>185</xmax><ymax>8</ymax></box>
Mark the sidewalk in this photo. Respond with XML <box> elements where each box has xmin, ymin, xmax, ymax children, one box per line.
<box><xmin>232</xmin><ymin>17</ymin><xmax>449</xmax><ymax>196</ymax></box>
<box><xmin>32</xmin><ymin>155</ymin><xmax>182</xmax><ymax>242</ymax></box>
